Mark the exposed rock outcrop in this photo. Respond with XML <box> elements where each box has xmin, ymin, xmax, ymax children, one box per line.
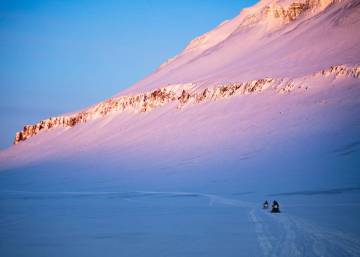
<box><xmin>264</xmin><ymin>0</ymin><xmax>333</xmax><ymax>22</ymax></box>
<box><xmin>318</xmin><ymin>64</ymin><xmax>360</xmax><ymax>78</ymax></box>
<box><xmin>13</xmin><ymin>64</ymin><xmax>359</xmax><ymax>145</ymax></box>
<box><xmin>268</xmin><ymin>0</ymin><xmax>336</xmax><ymax>21</ymax></box>
<box><xmin>240</xmin><ymin>0</ymin><xmax>335</xmax><ymax>28</ymax></box>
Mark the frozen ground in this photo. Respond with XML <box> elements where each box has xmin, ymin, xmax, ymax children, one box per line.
<box><xmin>1</xmin><ymin>185</ymin><xmax>360</xmax><ymax>257</ymax></box>
<box><xmin>1</xmin><ymin>111</ymin><xmax>360</xmax><ymax>257</ymax></box>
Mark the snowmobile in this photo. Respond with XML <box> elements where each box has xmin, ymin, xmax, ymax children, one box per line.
<box><xmin>263</xmin><ymin>200</ymin><xmax>269</xmax><ymax>209</ymax></box>
<box><xmin>271</xmin><ymin>200</ymin><xmax>280</xmax><ymax>213</ymax></box>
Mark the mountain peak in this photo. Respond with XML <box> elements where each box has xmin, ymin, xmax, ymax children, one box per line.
<box><xmin>157</xmin><ymin>0</ymin><xmax>339</xmax><ymax>73</ymax></box>
<box><xmin>186</xmin><ymin>0</ymin><xmax>338</xmax><ymax>47</ymax></box>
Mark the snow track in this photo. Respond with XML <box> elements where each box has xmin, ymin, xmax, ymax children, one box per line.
<box><xmin>250</xmin><ymin>207</ymin><xmax>360</xmax><ymax>257</ymax></box>
<box><xmin>137</xmin><ymin>191</ymin><xmax>360</xmax><ymax>256</ymax></box>
<box><xmin>143</xmin><ymin>191</ymin><xmax>360</xmax><ymax>257</ymax></box>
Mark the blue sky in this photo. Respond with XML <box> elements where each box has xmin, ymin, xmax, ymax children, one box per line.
<box><xmin>0</xmin><ymin>0</ymin><xmax>258</xmax><ymax>148</ymax></box>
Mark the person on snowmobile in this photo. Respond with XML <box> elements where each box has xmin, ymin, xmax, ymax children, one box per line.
<box><xmin>271</xmin><ymin>200</ymin><xmax>280</xmax><ymax>213</ymax></box>
<box><xmin>263</xmin><ymin>200</ymin><xmax>269</xmax><ymax>209</ymax></box>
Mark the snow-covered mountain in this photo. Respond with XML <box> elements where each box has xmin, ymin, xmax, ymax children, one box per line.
<box><xmin>1</xmin><ymin>1</ymin><xmax>360</xmax><ymax>256</ymax></box>
<box><xmin>1</xmin><ymin>0</ymin><xmax>359</xmax><ymax>169</ymax></box>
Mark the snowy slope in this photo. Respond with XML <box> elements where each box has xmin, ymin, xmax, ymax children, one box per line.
<box><xmin>0</xmin><ymin>1</ymin><xmax>360</xmax><ymax>257</ymax></box>
<box><xmin>2</xmin><ymin>0</ymin><xmax>358</xmax><ymax>150</ymax></box>
<box><xmin>124</xmin><ymin>0</ymin><xmax>360</xmax><ymax>93</ymax></box>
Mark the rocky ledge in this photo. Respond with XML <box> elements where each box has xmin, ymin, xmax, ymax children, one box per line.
<box><xmin>14</xmin><ymin>64</ymin><xmax>359</xmax><ymax>145</ymax></box>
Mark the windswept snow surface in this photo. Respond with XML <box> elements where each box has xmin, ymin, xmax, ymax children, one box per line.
<box><xmin>1</xmin><ymin>0</ymin><xmax>360</xmax><ymax>256</ymax></box>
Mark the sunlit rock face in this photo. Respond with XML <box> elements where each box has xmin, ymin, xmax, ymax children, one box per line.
<box><xmin>263</xmin><ymin>0</ymin><xmax>335</xmax><ymax>22</ymax></box>
<box><xmin>13</xmin><ymin>64</ymin><xmax>359</xmax><ymax>145</ymax></box>
<box><xmin>229</xmin><ymin>0</ymin><xmax>336</xmax><ymax>30</ymax></box>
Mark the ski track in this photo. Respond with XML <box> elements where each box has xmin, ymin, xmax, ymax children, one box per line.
<box><xmin>250</xmin><ymin>204</ymin><xmax>360</xmax><ymax>257</ymax></box>
<box><xmin>133</xmin><ymin>191</ymin><xmax>360</xmax><ymax>257</ymax></box>
<box><xmin>250</xmin><ymin>208</ymin><xmax>360</xmax><ymax>257</ymax></box>
<box><xmin>2</xmin><ymin>190</ymin><xmax>360</xmax><ymax>256</ymax></box>
<box><xmin>138</xmin><ymin>191</ymin><xmax>360</xmax><ymax>257</ymax></box>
